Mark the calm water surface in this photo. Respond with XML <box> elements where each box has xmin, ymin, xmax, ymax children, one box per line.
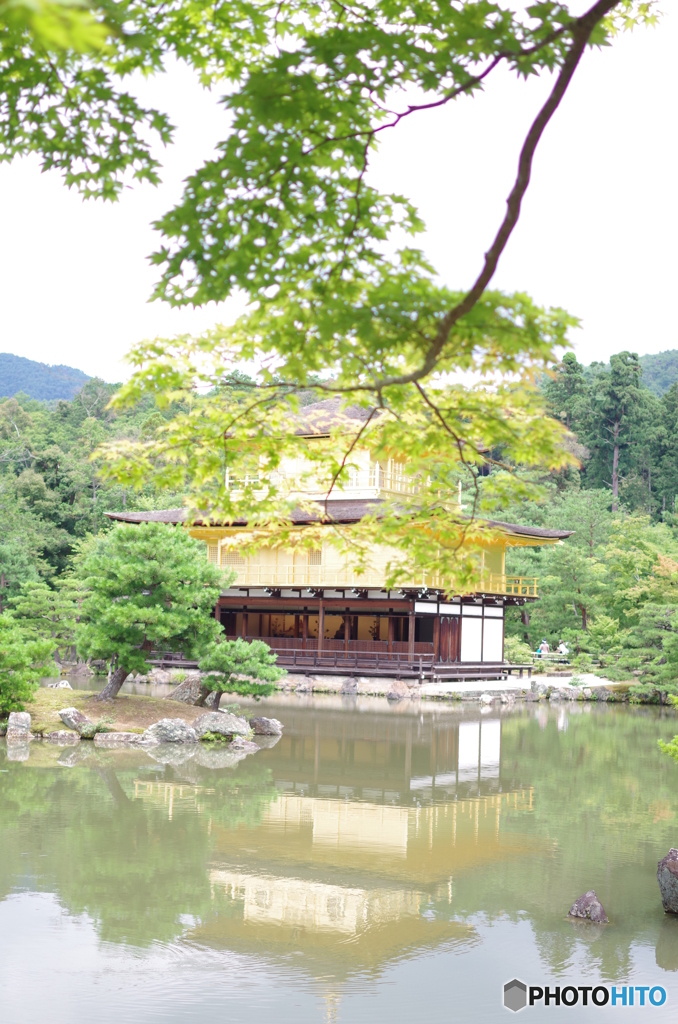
<box><xmin>3</xmin><ymin>697</ymin><xmax>678</xmax><ymax>1022</ymax></box>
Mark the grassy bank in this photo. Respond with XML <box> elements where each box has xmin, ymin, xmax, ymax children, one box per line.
<box><xmin>26</xmin><ymin>688</ymin><xmax>206</xmax><ymax>736</ymax></box>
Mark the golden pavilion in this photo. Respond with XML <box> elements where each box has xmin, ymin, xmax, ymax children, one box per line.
<box><xmin>106</xmin><ymin>400</ymin><xmax>571</xmax><ymax>678</ymax></box>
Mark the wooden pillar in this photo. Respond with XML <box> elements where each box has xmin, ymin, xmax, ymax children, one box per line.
<box><xmin>352</xmin><ymin>615</ymin><xmax>358</xmax><ymax>642</ymax></box>
<box><xmin>241</xmin><ymin>612</ymin><xmax>248</xmax><ymax>639</ymax></box>
<box><xmin>408</xmin><ymin>608</ymin><xmax>415</xmax><ymax>662</ymax></box>
<box><xmin>302</xmin><ymin>611</ymin><xmax>308</xmax><ymax>652</ymax></box>
<box><xmin>433</xmin><ymin>615</ymin><xmax>440</xmax><ymax>663</ymax></box>
<box><xmin>344</xmin><ymin>612</ymin><xmax>350</xmax><ymax>657</ymax></box>
<box><xmin>318</xmin><ymin>599</ymin><xmax>325</xmax><ymax>657</ymax></box>
<box><xmin>294</xmin><ymin>614</ymin><xmax>300</xmax><ymax>639</ymax></box>
<box><xmin>388</xmin><ymin>615</ymin><xmax>395</xmax><ymax>656</ymax></box>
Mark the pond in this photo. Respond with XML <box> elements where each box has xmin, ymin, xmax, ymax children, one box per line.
<box><xmin>2</xmin><ymin>698</ymin><xmax>678</xmax><ymax>1022</ymax></box>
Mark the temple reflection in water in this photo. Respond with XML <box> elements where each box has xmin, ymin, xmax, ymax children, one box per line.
<box><xmin>131</xmin><ymin>705</ymin><xmax>541</xmax><ymax>977</ymax></box>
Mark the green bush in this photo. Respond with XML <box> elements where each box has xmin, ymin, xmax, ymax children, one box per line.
<box><xmin>0</xmin><ymin>614</ymin><xmax>56</xmax><ymax>715</ymax></box>
<box><xmin>504</xmin><ymin>635</ymin><xmax>532</xmax><ymax>664</ymax></box>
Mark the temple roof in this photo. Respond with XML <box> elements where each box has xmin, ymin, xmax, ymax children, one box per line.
<box><xmin>292</xmin><ymin>399</ymin><xmax>376</xmax><ymax>437</ymax></box>
<box><xmin>104</xmin><ymin>503</ymin><xmax>573</xmax><ymax>540</ymax></box>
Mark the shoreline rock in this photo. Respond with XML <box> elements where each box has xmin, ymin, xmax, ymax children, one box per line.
<box><xmin>250</xmin><ymin>716</ymin><xmax>283</xmax><ymax>736</ymax></box>
<box><xmin>46</xmin><ymin>730</ymin><xmax>80</xmax><ymax>745</ymax></box>
<box><xmin>658</xmin><ymin>849</ymin><xmax>678</xmax><ymax>913</ymax></box>
<box><xmin>193</xmin><ymin>711</ymin><xmax>250</xmax><ymax>740</ymax></box>
<box><xmin>6</xmin><ymin>712</ymin><xmax>32</xmax><ymax>744</ymax></box>
<box><xmin>94</xmin><ymin>732</ymin><xmax>144</xmax><ymax>748</ymax></box>
<box><xmin>58</xmin><ymin>707</ymin><xmax>97</xmax><ymax>739</ymax></box>
<box><xmin>142</xmin><ymin>718</ymin><xmax>198</xmax><ymax>745</ymax></box>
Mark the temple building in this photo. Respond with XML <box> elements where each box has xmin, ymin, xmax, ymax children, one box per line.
<box><xmin>106</xmin><ymin>400</ymin><xmax>571</xmax><ymax>678</ymax></box>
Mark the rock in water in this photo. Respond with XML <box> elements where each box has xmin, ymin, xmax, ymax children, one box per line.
<box><xmin>46</xmin><ymin>731</ymin><xmax>80</xmax><ymax>745</ymax></box>
<box><xmin>657</xmin><ymin>849</ymin><xmax>678</xmax><ymax>913</ymax></box>
<box><xmin>568</xmin><ymin>890</ymin><xmax>609</xmax><ymax>923</ymax></box>
<box><xmin>230</xmin><ymin>736</ymin><xmax>259</xmax><ymax>753</ymax></box>
<box><xmin>6</xmin><ymin>712</ymin><xmax>32</xmax><ymax>743</ymax></box>
<box><xmin>193</xmin><ymin>712</ymin><xmax>250</xmax><ymax>740</ymax></box>
<box><xmin>93</xmin><ymin>732</ymin><xmax>144</xmax><ymax>748</ymax></box>
<box><xmin>58</xmin><ymin>707</ymin><xmax>97</xmax><ymax>739</ymax></box>
<box><xmin>249</xmin><ymin>716</ymin><xmax>283</xmax><ymax>736</ymax></box>
<box><xmin>141</xmin><ymin>718</ymin><xmax>198</xmax><ymax>745</ymax></box>
<box><xmin>47</xmin><ymin>681</ymin><xmax>72</xmax><ymax>689</ymax></box>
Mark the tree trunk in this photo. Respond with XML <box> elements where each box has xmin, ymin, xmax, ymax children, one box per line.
<box><xmin>611</xmin><ymin>418</ymin><xmax>620</xmax><ymax>512</ymax></box>
<box><xmin>521</xmin><ymin>607</ymin><xmax>530</xmax><ymax>641</ymax></box>
<box><xmin>95</xmin><ymin>666</ymin><xmax>130</xmax><ymax>700</ymax></box>
<box><xmin>213</xmin><ymin>690</ymin><xmax>222</xmax><ymax>711</ymax></box>
<box><xmin>578</xmin><ymin>604</ymin><xmax>587</xmax><ymax>631</ymax></box>
<box><xmin>196</xmin><ymin>685</ymin><xmax>213</xmax><ymax>706</ymax></box>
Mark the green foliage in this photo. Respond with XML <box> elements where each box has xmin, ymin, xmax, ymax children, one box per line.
<box><xmin>0</xmin><ymin>614</ymin><xmax>56</xmax><ymax>714</ymax></box>
<box><xmin>7</xmin><ymin>579</ymin><xmax>79</xmax><ymax>662</ymax></box>
<box><xmin>545</xmin><ymin>351</ymin><xmax>678</xmax><ymax>517</ymax></box>
<box><xmin>503</xmin><ymin>635</ymin><xmax>532</xmax><ymax>665</ymax></box>
<box><xmin>75</xmin><ymin>522</ymin><xmax>225</xmax><ymax>676</ymax></box>
<box><xmin>200</xmin><ymin>637</ymin><xmax>284</xmax><ymax>707</ymax></box>
<box><xmin>0</xmin><ymin>384</ymin><xmax>187</xmax><ymax>580</ymax></box>
<box><xmin>658</xmin><ymin>736</ymin><xmax>678</xmax><ymax>761</ymax></box>
<box><xmin>505</xmin><ymin>487</ymin><xmax>678</xmax><ymax>690</ymax></box>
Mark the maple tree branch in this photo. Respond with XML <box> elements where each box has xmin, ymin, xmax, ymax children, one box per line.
<box><xmin>311</xmin><ymin>0</ymin><xmax>621</xmax><ymax>396</ymax></box>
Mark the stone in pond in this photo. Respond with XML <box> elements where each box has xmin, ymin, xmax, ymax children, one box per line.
<box><xmin>46</xmin><ymin>731</ymin><xmax>80</xmax><ymax>745</ymax></box>
<box><xmin>93</xmin><ymin>732</ymin><xmax>143</xmax><ymax>748</ymax></box>
<box><xmin>47</xmin><ymin>681</ymin><xmax>72</xmax><ymax>689</ymax></box>
<box><xmin>568</xmin><ymin>890</ymin><xmax>608</xmax><ymax>923</ymax></box>
<box><xmin>58</xmin><ymin>707</ymin><xmax>96</xmax><ymax>739</ymax></box>
<box><xmin>249</xmin><ymin>716</ymin><xmax>283</xmax><ymax>736</ymax></box>
<box><xmin>141</xmin><ymin>718</ymin><xmax>198</xmax><ymax>745</ymax></box>
<box><xmin>193</xmin><ymin>712</ymin><xmax>250</xmax><ymax>740</ymax></box>
<box><xmin>230</xmin><ymin>736</ymin><xmax>259</xmax><ymax>754</ymax></box>
<box><xmin>657</xmin><ymin>849</ymin><xmax>678</xmax><ymax>913</ymax></box>
<box><xmin>6</xmin><ymin>712</ymin><xmax>32</xmax><ymax>743</ymax></box>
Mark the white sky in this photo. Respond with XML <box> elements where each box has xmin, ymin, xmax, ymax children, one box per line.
<box><xmin>0</xmin><ymin>8</ymin><xmax>675</xmax><ymax>383</ymax></box>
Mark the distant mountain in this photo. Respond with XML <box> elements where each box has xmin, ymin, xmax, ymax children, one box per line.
<box><xmin>639</xmin><ymin>350</ymin><xmax>678</xmax><ymax>397</ymax></box>
<box><xmin>0</xmin><ymin>353</ymin><xmax>90</xmax><ymax>400</ymax></box>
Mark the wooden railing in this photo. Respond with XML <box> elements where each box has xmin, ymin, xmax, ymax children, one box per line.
<box><xmin>217</xmin><ymin>563</ymin><xmax>538</xmax><ymax>597</ymax></box>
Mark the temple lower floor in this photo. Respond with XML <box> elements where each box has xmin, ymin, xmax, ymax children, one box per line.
<box><xmin>214</xmin><ymin>589</ymin><xmax>531</xmax><ymax>678</ymax></box>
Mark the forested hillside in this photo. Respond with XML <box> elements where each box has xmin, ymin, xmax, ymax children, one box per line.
<box><xmin>0</xmin><ymin>380</ymin><xmax>181</xmax><ymax>607</ymax></box>
<box><xmin>0</xmin><ymin>353</ymin><xmax>90</xmax><ymax>400</ymax></box>
<box><xmin>639</xmin><ymin>350</ymin><xmax>678</xmax><ymax>397</ymax></box>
